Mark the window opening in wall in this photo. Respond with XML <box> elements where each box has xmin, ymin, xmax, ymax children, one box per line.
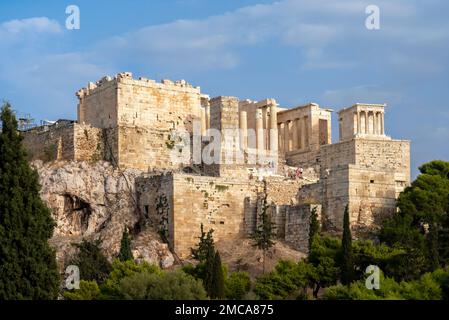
<box><xmin>220</xmin><ymin>221</ymin><xmax>225</xmax><ymax>225</ymax></box>
<box><xmin>370</xmin><ymin>180</ymin><xmax>375</xmax><ymax>183</ymax></box>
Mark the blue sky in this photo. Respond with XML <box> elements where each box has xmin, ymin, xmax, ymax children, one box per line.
<box><xmin>1</xmin><ymin>0</ymin><xmax>448</xmax><ymax>177</ymax></box>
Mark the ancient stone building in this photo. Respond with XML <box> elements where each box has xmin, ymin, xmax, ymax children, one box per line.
<box><xmin>22</xmin><ymin>72</ymin><xmax>410</xmax><ymax>258</ymax></box>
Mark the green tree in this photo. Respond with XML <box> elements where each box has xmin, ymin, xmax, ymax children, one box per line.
<box><xmin>210</xmin><ymin>251</ymin><xmax>225</xmax><ymax>299</ymax></box>
<box><xmin>191</xmin><ymin>223</ymin><xmax>215</xmax><ymax>263</ymax></box>
<box><xmin>0</xmin><ymin>103</ymin><xmax>59</xmax><ymax>299</ymax></box>
<box><xmin>71</xmin><ymin>239</ymin><xmax>112</xmax><ymax>284</ymax></box>
<box><xmin>340</xmin><ymin>205</ymin><xmax>354</xmax><ymax>285</ymax></box>
<box><xmin>225</xmin><ymin>271</ymin><xmax>251</xmax><ymax>300</ymax></box>
<box><xmin>325</xmin><ymin>270</ymin><xmax>443</xmax><ymax>300</ymax></box>
<box><xmin>308</xmin><ymin>206</ymin><xmax>320</xmax><ymax>252</ymax></box>
<box><xmin>251</xmin><ymin>186</ymin><xmax>276</xmax><ymax>274</ymax></box>
<box><xmin>204</xmin><ymin>244</ymin><xmax>216</xmax><ymax>297</ymax></box>
<box><xmin>64</xmin><ymin>280</ymin><xmax>100</xmax><ymax>300</ymax></box>
<box><xmin>100</xmin><ymin>259</ymin><xmax>159</xmax><ymax>299</ymax></box>
<box><xmin>308</xmin><ymin>236</ymin><xmax>340</xmax><ymax>297</ymax></box>
<box><xmin>118</xmin><ymin>228</ymin><xmax>133</xmax><ymax>262</ymax></box>
<box><xmin>380</xmin><ymin>160</ymin><xmax>449</xmax><ymax>277</ymax></box>
<box><xmin>118</xmin><ymin>270</ymin><xmax>208</xmax><ymax>300</ymax></box>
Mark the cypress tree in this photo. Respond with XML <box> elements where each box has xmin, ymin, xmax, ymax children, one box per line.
<box><xmin>72</xmin><ymin>239</ymin><xmax>112</xmax><ymax>284</ymax></box>
<box><xmin>340</xmin><ymin>204</ymin><xmax>354</xmax><ymax>285</ymax></box>
<box><xmin>427</xmin><ymin>221</ymin><xmax>440</xmax><ymax>271</ymax></box>
<box><xmin>210</xmin><ymin>251</ymin><xmax>225</xmax><ymax>299</ymax></box>
<box><xmin>204</xmin><ymin>244</ymin><xmax>215</xmax><ymax>297</ymax></box>
<box><xmin>118</xmin><ymin>227</ymin><xmax>133</xmax><ymax>262</ymax></box>
<box><xmin>0</xmin><ymin>103</ymin><xmax>59</xmax><ymax>299</ymax></box>
<box><xmin>251</xmin><ymin>182</ymin><xmax>276</xmax><ymax>274</ymax></box>
<box><xmin>308</xmin><ymin>206</ymin><xmax>320</xmax><ymax>252</ymax></box>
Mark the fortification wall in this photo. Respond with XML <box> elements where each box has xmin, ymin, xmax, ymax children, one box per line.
<box><xmin>171</xmin><ymin>174</ymin><xmax>260</xmax><ymax>258</ymax></box>
<box><xmin>22</xmin><ymin>123</ymin><xmax>103</xmax><ymax>163</ymax></box>
<box><xmin>285</xmin><ymin>204</ymin><xmax>322</xmax><ymax>252</ymax></box>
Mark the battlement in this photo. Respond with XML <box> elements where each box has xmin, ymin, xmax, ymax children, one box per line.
<box><xmin>76</xmin><ymin>72</ymin><xmax>200</xmax><ymax>100</ymax></box>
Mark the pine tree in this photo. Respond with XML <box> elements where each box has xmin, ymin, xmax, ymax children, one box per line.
<box><xmin>308</xmin><ymin>206</ymin><xmax>320</xmax><ymax>252</ymax></box>
<box><xmin>251</xmin><ymin>182</ymin><xmax>276</xmax><ymax>274</ymax></box>
<box><xmin>340</xmin><ymin>205</ymin><xmax>354</xmax><ymax>285</ymax></box>
<box><xmin>118</xmin><ymin>227</ymin><xmax>133</xmax><ymax>262</ymax></box>
<box><xmin>210</xmin><ymin>251</ymin><xmax>225</xmax><ymax>299</ymax></box>
<box><xmin>0</xmin><ymin>103</ymin><xmax>60</xmax><ymax>299</ymax></box>
<box><xmin>191</xmin><ymin>223</ymin><xmax>215</xmax><ymax>263</ymax></box>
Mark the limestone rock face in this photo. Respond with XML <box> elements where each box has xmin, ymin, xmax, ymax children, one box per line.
<box><xmin>33</xmin><ymin>160</ymin><xmax>174</xmax><ymax>269</ymax></box>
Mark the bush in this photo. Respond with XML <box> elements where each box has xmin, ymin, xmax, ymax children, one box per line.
<box><xmin>225</xmin><ymin>272</ymin><xmax>251</xmax><ymax>300</ymax></box>
<box><xmin>64</xmin><ymin>281</ymin><xmax>100</xmax><ymax>300</ymax></box>
<box><xmin>254</xmin><ymin>260</ymin><xmax>310</xmax><ymax>300</ymax></box>
<box><xmin>100</xmin><ymin>259</ymin><xmax>160</xmax><ymax>299</ymax></box>
<box><xmin>118</xmin><ymin>270</ymin><xmax>208</xmax><ymax>300</ymax></box>
<box><xmin>324</xmin><ymin>270</ymin><xmax>443</xmax><ymax>300</ymax></box>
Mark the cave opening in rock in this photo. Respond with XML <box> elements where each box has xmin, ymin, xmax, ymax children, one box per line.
<box><xmin>63</xmin><ymin>194</ymin><xmax>92</xmax><ymax>235</ymax></box>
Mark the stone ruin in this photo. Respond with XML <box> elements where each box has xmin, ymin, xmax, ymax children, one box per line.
<box><xmin>22</xmin><ymin>72</ymin><xmax>410</xmax><ymax>259</ymax></box>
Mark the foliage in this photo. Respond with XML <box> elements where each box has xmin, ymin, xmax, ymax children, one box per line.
<box><xmin>118</xmin><ymin>270</ymin><xmax>207</xmax><ymax>300</ymax></box>
<box><xmin>209</xmin><ymin>251</ymin><xmax>225</xmax><ymax>299</ymax></box>
<box><xmin>225</xmin><ymin>271</ymin><xmax>251</xmax><ymax>300</ymax></box>
<box><xmin>100</xmin><ymin>259</ymin><xmax>160</xmax><ymax>299</ymax></box>
<box><xmin>64</xmin><ymin>281</ymin><xmax>100</xmax><ymax>300</ymax></box>
<box><xmin>324</xmin><ymin>270</ymin><xmax>443</xmax><ymax>300</ymax></box>
<box><xmin>308</xmin><ymin>206</ymin><xmax>320</xmax><ymax>252</ymax></box>
<box><xmin>251</xmin><ymin>189</ymin><xmax>276</xmax><ymax>273</ymax></box>
<box><xmin>191</xmin><ymin>223</ymin><xmax>215</xmax><ymax>263</ymax></box>
<box><xmin>254</xmin><ymin>260</ymin><xmax>311</xmax><ymax>300</ymax></box>
<box><xmin>340</xmin><ymin>205</ymin><xmax>354</xmax><ymax>285</ymax></box>
<box><xmin>0</xmin><ymin>103</ymin><xmax>60</xmax><ymax>299</ymax></box>
<box><xmin>118</xmin><ymin>228</ymin><xmax>133</xmax><ymax>262</ymax></box>
<box><xmin>71</xmin><ymin>239</ymin><xmax>112</xmax><ymax>284</ymax></box>
<box><xmin>380</xmin><ymin>160</ymin><xmax>449</xmax><ymax>278</ymax></box>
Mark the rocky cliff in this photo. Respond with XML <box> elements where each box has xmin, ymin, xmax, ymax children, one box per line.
<box><xmin>32</xmin><ymin>160</ymin><xmax>174</xmax><ymax>271</ymax></box>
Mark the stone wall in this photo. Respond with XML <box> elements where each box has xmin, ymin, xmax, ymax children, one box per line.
<box><xmin>22</xmin><ymin>122</ymin><xmax>103</xmax><ymax>163</ymax></box>
<box><xmin>319</xmin><ymin>138</ymin><xmax>410</xmax><ymax>233</ymax></box>
<box><xmin>285</xmin><ymin>204</ymin><xmax>322</xmax><ymax>252</ymax></box>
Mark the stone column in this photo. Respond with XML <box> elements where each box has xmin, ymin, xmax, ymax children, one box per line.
<box><xmin>205</xmin><ymin>105</ymin><xmax>210</xmax><ymax>130</ymax></box>
<box><xmin>292</xmin><ymin>118</ymin><xmax>299</xmax><ymax>150</ymax></box>
<box><xmin>284</xmin><ymin>121</ymin><xmax>290</xmax><ymax>152</ymax></box>
<box><xmin>279</xmin><ymin>123</ymin><xmax>284</xmax><ymax>153</ymax></box>
<box><xmin>357</xmin><ymin>111</ymin><xmax>361</xmax><ymax>135</ymax></box>
<box><xmin>262</xmin><ymin>107</ymin><xmax>268</xmax><ymax>149</ymax></box>
<box><xmin>353</xmin><ymin>112</ymin><xmax>358</xmax><ymax>135</ymax></box>
<box><xmin>364</xmin><ymin>111</ymin><xmax>369</xmax><ymax>134</ymax></box>
<box><xmin>300</xmin><ymin>117</ymin><xmax>306</xmax><ymax>149</ymax></box>
<box><xmin>239</xmin><ymin>111</ymin><xmax>248</xmax><ymax>149</ymax></box>
<box><xmin>269</xmin><ymin>104</ymin><xmax>278</xmax><ymax>152</ymax></box>
<box><xmin>256</xmin><ymin>109</ymin><xmax>264</xmax><ymax>151</ymax></box>
<box><xmin>381</xmin><ymin>112</ymin><xmax>385</xmax><ymax>135</ymax></box>
<box><xmin>201</xmin><ymin>106</ymin><xmax>207</xmax><ymax>136</ymax></box>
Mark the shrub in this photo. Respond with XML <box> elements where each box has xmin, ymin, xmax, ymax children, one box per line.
<box><xmin>225</xmin><ymin>271</ymin><xmax>251</xmax><ymax>300</ymax></box>
<box><xmin>118</xmin><ymin>270</ymin><xmax>208</xmax><ymax>300</ymax></box>
<box><xmin>64</xmin><ymin>281</ymin><xmax>100</xmax><ymax>300</ymax></box>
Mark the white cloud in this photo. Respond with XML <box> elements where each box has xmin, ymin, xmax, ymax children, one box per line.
<box><xmin>0</xmin><ymin>17</ymin><xmax>61</xmax><ymax>44</ymax></box>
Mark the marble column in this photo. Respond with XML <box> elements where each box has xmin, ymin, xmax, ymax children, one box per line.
<box><xmin>256</xmin><ymin>109</ymin><xmax>264</xmax><ymax>151</ymax></box>
<box><xmin>292</xmin><ymin>118</ymin><xmax>299</xmax><ymax>150</ymax></box>
<box><xmin>239</xmin><ymin>111</ymin><xmax>248</xmax><ymax>149</ymax></box>
<box><xmin>381</xmin><ymin>112</ymin><xmax>385</xmax><ymax>135</ymax></box>
<box><xmin>365</xmin><ymin>111</ymin><xmax>369</xmax><ymax>134</ymax></box>
<box><xmin>269</xmin><ymin>104</ymin><xmax>278</xmax><ymax>152</ymax></box>
<box><xmin>284</xmin><ymin>120</ymin><xmax>290</xmax><ymax>152</ymax></box>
